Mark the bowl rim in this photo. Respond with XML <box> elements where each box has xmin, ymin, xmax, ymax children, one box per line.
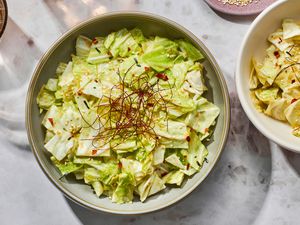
<box><xmin>26</xmin><ymin>11</ymin><xmax>230</xmax><ymax>214</ymax></box>
<box><xmin>235</xmin><ymin>0</ymin><xmax>300</xmax><ymax>152</ymax></box>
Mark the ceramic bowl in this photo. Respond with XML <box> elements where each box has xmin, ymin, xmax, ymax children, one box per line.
<box><xmin>236</xmin><ymin>0</ymin><xmax>300</xmax><ymax>152</ymax></box>
<box><xmin>26</xmin><ymin>12</ymin><xmax>230</xmax><ymax>214</ymax></box>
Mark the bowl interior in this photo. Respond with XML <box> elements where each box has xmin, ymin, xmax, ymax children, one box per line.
<box><xmin>27</xmin><ymin>13</ymin><xmax>229</xmax><ymax>214</ymax></box>
<box><xmin>237</xmin><ymin>0</ymin><xmax>300</xmax><ymax>152</ymax></box>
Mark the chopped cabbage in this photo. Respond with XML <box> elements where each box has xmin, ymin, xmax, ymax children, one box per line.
<box><xmin>251</xmin><ymin>19</ymin><xmax>300</xmax><ymax>137</ymax></box>
<box><xmin>37</xmin><ymin>28</ymin><xmax>219</xmax><ymax>204</ymax></box>
<box><xmin>283</xmin><ymin>19</ymin><xmax>300</xmax><ymax>39</ymax></box>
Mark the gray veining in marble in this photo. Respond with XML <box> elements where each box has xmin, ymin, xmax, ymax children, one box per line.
<box><xmin>0</xmin><ymin>1</ymin><xmax>299</xmax><ymax>225</ymax></box>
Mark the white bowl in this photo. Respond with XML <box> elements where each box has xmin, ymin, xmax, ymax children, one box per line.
<box><xmin>236</xmin><ymin>0</ymin><xmax>300</xmax><ymax>153</ymax></box>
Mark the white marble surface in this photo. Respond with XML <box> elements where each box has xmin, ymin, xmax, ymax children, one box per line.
<box><xmin>0</xmin><ymin>0</ymin><xmax>299</xmax><ymax>224</ymax></box>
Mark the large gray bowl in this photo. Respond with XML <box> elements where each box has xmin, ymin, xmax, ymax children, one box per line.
<box><xmin>26</xmin><ymin>12</ymin><xmax>230</xmax><ymax>214</ymax></box>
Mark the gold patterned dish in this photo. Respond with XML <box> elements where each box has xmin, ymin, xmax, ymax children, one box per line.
<box><xmin>0</xmin><ymin>0</ymin><xmax>7</xmax><ymax>38</ymax></box>
<box><xmin>26</xmin><ymin>12</ymin><xmax>230</xmax><ymax>214</ymax></box>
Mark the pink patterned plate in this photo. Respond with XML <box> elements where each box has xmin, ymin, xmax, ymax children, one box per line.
<box><xmin>205</xmin><ymin>0</ymin><xmax>276</xmax><ymax>16</ymax></box>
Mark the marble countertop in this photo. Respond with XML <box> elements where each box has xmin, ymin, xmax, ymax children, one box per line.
<box><xmin>0</xmin><ymin>0</ymin><xmax>299</xmax><ymax>224</ymax></box>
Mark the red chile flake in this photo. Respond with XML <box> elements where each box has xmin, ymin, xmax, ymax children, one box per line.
<box><xmin>92</xmin><ymin>38</ymin><xmax>98</xmax><ymax>44</ymax></box>
<box><xmin>144</xmin><ymin>66</ymin><xmax>150</xmax><ymax>72</ymax></box>
<box><xmin>274</xmin><ymin>51</ymin><xmax>280</xmax><ymax>59</ymax></box>
<box><xmin>118</xmin><ymin>162</ymin><xmax>122</xmax><ymax>169</ymax></box>
<box><xmin>292</xmin><ymin>79</ymin><xmax>296</xmax><ymax>84</ymax></box>
<box><xmin>156</xmin><ymin>73</ymin><xmax>168</xmax><ymax>81</ymax></box>
<box><xmin>92</xmin><ymin>149</ymin><xmax>97</xmax><ymax>155</ymax></box>
<box><xmin>161</xmin><ymin>172</ymin><xmax>168</xmax><ymax>177</ymax></box>
<box><xmin>186</xmin><ymin>136</ymin><xmax>191</xmax><ymax>142</ymax></box>
<box><xmin>48</xmin><ymin>118</ymin><xmax>54</xmax><ymax>126</ymax></box>
<box><xmin>291</xmin><ymin>98</ymin><xmax>298</xmax><ymax>104</ymax></box>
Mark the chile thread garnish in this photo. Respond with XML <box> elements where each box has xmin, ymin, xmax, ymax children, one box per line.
<box><xmin>78</xmin><ymin>62</ymin><xmax>173</xmax><ymax>150</ymax></box>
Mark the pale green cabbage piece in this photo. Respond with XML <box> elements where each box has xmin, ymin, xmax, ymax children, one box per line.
<box><xmin>76</xmin><ymin>35</ymin><xmax>92</xmax><ymax>57</ymax></box>
<box><xmin>185</xmin><ymin>97</ymin><xmax>220</xmax><ymax>134</ymax></box>
<box><xmin>162</xmin><ymin>170</ymin><xmax>185</xmax><ymax>186</ymax></box>
<box><xmin>165</xmin><ymin>154</ymin><xmax>186</xmax><ymax>169</ymax></box>
<box><xmin>51</xmin><ymin>157</ymin><xmax>83</xmax><ymax>175</ymax></box>
<box><xmin>265</xmin><ymin>99</ymin><xmax>289</xmax><ymax>121</ymax></box>
<box><xmin>250</xmin><ymin>91</ymin><xmax>267</xmax><ymax>113</ymax></box>
<box><xmin>112</xmin><ymin>173</ymin><xmax>135</xmax><ymax>204</ymax></box>
<box><xmin>249</xmin><ymin>66</ymin><xmax>259</xmax><ymax>90</ymax></box>
<box><xmin>137</xmin><ymin>174</ymin><xmax>153</xmax><ymax>202</ymax></box>
<box><xmin>284</xmin><ymin>100</ymin><xmax>300</xmax><ymax>127</ymax></box>
<box><xmin>87</xmin><ymin>37</ymin><xmax>111</xmax><ymax>64</ymax></box>
<box><xmin>171</xmin><ymin>61</ymin><xmax>193</xmax><ymax>88</ymax></box>
<box><xmin>176</xmin><ymin>40</ymin><xmax>204</xmax><ymax>61</ymax></box>
<box><xmin>72</xmin><ymin>55</ymin><xmax>97</xmax><ymax>77</ymax></box>
<box><xmin>44</xmin><ymin>132</ymin><xmax>74</xmax><ymax>161</ymax></box>
<box><xmin>283</xmin><ymin>19</ymin><xmax>300</xmax><ymax>39</ymax></box>
<box><xmin>153</xmin><ymin>145</ymin><xmax>165</xmax><ymax>165</ymax></box>
<box><xmin>120</xmin><ymin>158</ymin><xmax>144</xmax><ymax>183</ymax></box>
<box><xmin>37</xmin><ymin>28</ymin><xmax>219</xmax><ymax>204</ymax></box>
<box><xmin>187</xmin><ymin>131</ymin><xmax>208</xmax><ymax>170</ymax></box>
<box><xmin>282</xmin><ymin>83</ymin><xmax>300</xmax><ymax>101</ymax></box>
<box><xmin>182</xmin><ymin>63</ymin><xmax>207</xmax><ymax>95</ymax></box>
<box><xmin>260</xmin><ymin>55</ymin><xmax>281</xmax><ymax>85</ymax></box>
<box><xmin>92</xmin><ymin>181</ymin><xmax>104</xmax><ymax>197</ymax></box>
<box><xmin>141</xmin><ymin>37</ymin><xmax>178</xmax><ymax>71</ymax></box>
<box><xmin>254</xmin><ymin>87</ymin><xmax>279</xmax><ymax>104</ymax></box>
<box><xmin>45</xmin><ymin>78</ymin><xmax>58</xmax><ymax>92</ymax></box>
<box><xmin>268</xmin><ymin>29</ymin><xmax>294</xmax><ymax>51</ymax></box>
<box><xmin>37</xmin><ymin>86</ymin><xmax>55</xmax><ymax>110</ymax></box>
<box><xmin>58</xmin><ymin>62</ymin><xmax>74</xmax><ymax>87</ymax></box>
<box><xmin>137</xmin><ymin>173</ymin><xmax>166</xmax><ymax>202</ymax></box>
<box><xmin>274</xmin><ymin>67</ymin><xmax>299</xmax><ymax>90</ymax></box>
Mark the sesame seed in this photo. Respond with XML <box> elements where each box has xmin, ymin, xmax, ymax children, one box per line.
<box><xmin>218</xmin><ymin>0</ymin><xmax>260</xmax><ymax>6</ymax></box>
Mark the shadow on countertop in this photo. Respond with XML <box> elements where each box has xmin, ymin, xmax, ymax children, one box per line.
<box><xmin>282</xmin><ymin>149</ymin><xmax>300</xmax><ymax>176</ymax></box>
<box><xmin>213</xmin><ymin>11</ymin><xmax>258</xmax><ymax>25</ymax></box>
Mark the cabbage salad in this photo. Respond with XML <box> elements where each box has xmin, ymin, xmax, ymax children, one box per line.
<box><xmin>251</xmin><ymin>19</ymin><xmax>300</xmax><ymax>137</ymax></box>
<box><xmin>37</xmin><ymin>28</ymin><xmax>219</xmax><ymax>203</ymax></box>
